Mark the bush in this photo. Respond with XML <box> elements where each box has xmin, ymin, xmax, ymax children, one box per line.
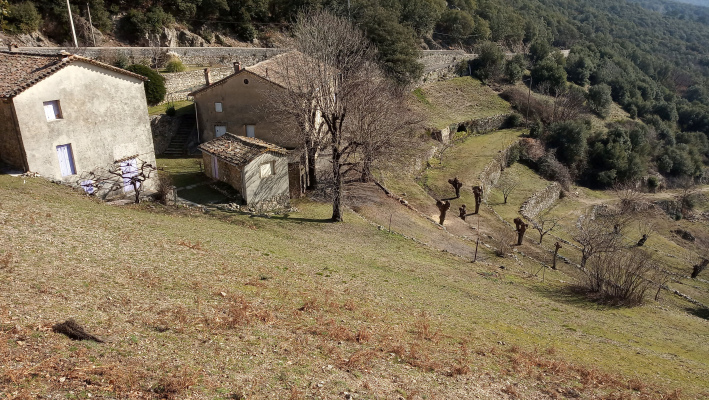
<box><xmin>6</xmin><ymin>2</ymin><xmax>41</xmax><ymax>34</ymax></box>
<box><xmin>506</xmin><ymin>113</ymin><xmax>523</xmax><ymax>128</ymax></box>
<box><xmin>587</xmin><ymin>84</ymin><xmax>613</xmax><ymax>118</ymax></box>
<box><xmin>581</xmin><ymin>249</ymin><xmax>658</xmax><ymax>305</ymax></box>
<box><xmin>538</xmin><ymin>151</ymin><xmax>572</xmax><ymax>189</ymax></box>
<box><xmin>531</xmin><ymin>57</ymin><xmax>567</xmax><ymax>95</ymax></box>
<box><xmin>647</xmin><ymin>176</ymin><xmax>659</xmax><ymax>192</ymax></box>
<box><xmin>165</xmin><ymin>105</ymin><xmax>176</xmax><ymax>116</ymax></box>
<box><xmin>126</xmin><ymin>64</ymin><xmax>166</xmax><ymax>106</ymax></box>
<box><xmin>471</xmin><ymin>41</ymin><xmax>504</xmax><ymax>82</ymax></box>
<box><xmin>165</xmin><ymin>59</ymin><xmax>186</xmax><ymax>73</ymax></box>
<box><xmin>504</xmin><ymin>54</ymin><xmax>526</xmax><ymax>83</ymax></box>
<box><xmin>506</xmin><ymin>143</ymin><xmax>521</xmax><ymax>167</ymax></box>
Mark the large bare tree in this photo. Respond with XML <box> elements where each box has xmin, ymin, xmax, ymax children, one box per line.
<box><xmin>270</xmin><ymin>10</ymin><xmax>416</xmax><ymax>222</ymax></box>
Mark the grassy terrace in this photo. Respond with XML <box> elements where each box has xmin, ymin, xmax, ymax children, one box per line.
<box><xmin>412</xmin><ymin>77</ymin><xmax>512</xmax><ymax>129</ymax></box>
<box><xmin>1</xmin><ymin>175</ymin><xmax>708</xmax><ymax>398</ymax></box>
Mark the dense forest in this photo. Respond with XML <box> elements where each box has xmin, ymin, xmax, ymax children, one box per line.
<box><xmin>2</xmin><ymin>0</ymin><xmax>709</xmax><ymax>187</ymax></box>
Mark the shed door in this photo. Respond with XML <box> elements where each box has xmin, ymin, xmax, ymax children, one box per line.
<box><xmin>211</xmin><ymin>155</ymin><xmax>219</xmax><ymax>180</ymax></box>
<box><xmin>215</xmin><ymin>125</ymin><xmax>227</xmax><ymax>138</ymax></box>
<box><xmin>56</xmin><ymin>144</ymin><xmax>76</xmax><ymax>177</ymax></box>
<box><xmin>120</xmin><ymin>158</ymin><xmax>139</xmax><ymax>192</ymax></box>
<box><xmin>246</xmin><ymin>125</ymin><xmax>255</xmax><ymax>138</ymax></box>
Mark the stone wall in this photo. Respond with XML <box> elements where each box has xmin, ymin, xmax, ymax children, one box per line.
<box><xmin>16</xmin><ymin>46</ymin><xmax>285</xmax><ymax>67</ymax></box>
<box><xmin>477</xmin><ymin>140</ymin><xmax>519</xmax><ymax>201</ymax></box>
<box><xmin>149</xmin><ymin>114</ymin><xmax>180</xmax><ymax>154</ymax></box>
<box><xmin>519</xmin><ymin>182</ymin><xmax>562</xmax><ymax>220</ymax></box>
<box><xmin>431</xmin><ymin>114</ymin><xmax>511</xmax><ymax>144</ymax></box>
<box><xmin>162</xmin><ymin>66</ymin><xmax>233</xmax><ymax>102</ymax></box>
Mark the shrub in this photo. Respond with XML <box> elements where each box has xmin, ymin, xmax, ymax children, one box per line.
<box><xmin>165</xmin><ymin>59</ymin><xmax>186</xmax><ymax>73</ymax></box>
<box><xmin>471</xmin><ymin>41</ymin><xmax>504</xmax><ymax>82</ymax></box>
<box><xmin>126</xmin><ymin>64</ymin><xmax>166</xmax><ymax>106</ymax></box>
<box><xmin>6</xmin><ymin>2</ymin><xmax>41</xmax><ymax>34</ymax></box>
<box><xmin>531</xmin><ymin>57</ymin><xmax>567</xmax><ymax>95</ymax></box>
<box><xmin>165</xmin><ymin>105</ymin><xmax>176</xmax><ymax>116</ymax></box>
<box><xmin>506</xmin><ymin>143</ymin><xmax>521</xmax><ymax>167</ymax></box>
<box><xmin>504</xmin><ymin>54</ymin><xmax>526</xmax><ymax>83</ymax></box>
<box><xmin>506</xmin><ymin>113</ymin><xmax>523</xmax><ymax>128</ymax></box>
<box><xmin>647</xmin><ymin>176</ymin><xmax>659</xmax><ymax>192</ymax></box>
<box><xmin>538</xmin><ymin>151</ymin><xmax>572</xmax><ymax>189</ymax></box>
<box><xmin>581</xmin><ymin>249</ymin><xmax>658</xmax><ymax>305</ymax></box>
<box><xmin>587</xmin><ymin>84</ymin><xmax>613</xmax><ymax>118</ymax></box>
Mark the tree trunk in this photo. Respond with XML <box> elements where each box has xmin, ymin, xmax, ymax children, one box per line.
<box><xmin>133</xmin><ymin>182</ymin><xmax>140</xmax><ymax>204</ymax></box>
<box><xmin>306</xmin><ymin>146</ymin><xmax>318</xmax><ymax>190</ymax></box>
<box><xmin>360</xmin><ymin>156</ymin><xmax>372</xmax><ymax>183</ymax></box>
<box><xmin>331</xmin><ymin>129</ymin><xmax>344</xmax><ymax>222</ymax></box>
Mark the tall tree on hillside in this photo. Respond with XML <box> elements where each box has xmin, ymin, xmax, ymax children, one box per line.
<box><xmin>287</xmin><ymin>10</ymin><xmax>405</xmax><ymax>222</ymax></box>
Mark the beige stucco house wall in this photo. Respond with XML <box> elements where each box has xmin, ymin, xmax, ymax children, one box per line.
<box><xmin>192</xmin><ymin>69</ymin><xmax>299</xmax><ymax>149</ymax></box>
<box><xmin>0</xmin><ymin>52</ymin><xmax>157</xmax><ymax>199</ymax></box>
<box><xmin>12</xmin><ymin>62</ymin><xmax>156</xmax><ymax>182</ymax></box>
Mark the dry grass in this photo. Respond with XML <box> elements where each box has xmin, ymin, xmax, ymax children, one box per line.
<box><xmin>1</xmin><ymin>175</ymin><xmax>707</xmax><ymax>399</ymax></box>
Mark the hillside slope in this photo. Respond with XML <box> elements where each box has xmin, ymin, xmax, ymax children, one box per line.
<box><xmin>1</xmin><ymin>174</ymin><xmax>708</xmax><ymax>399</ymax></box>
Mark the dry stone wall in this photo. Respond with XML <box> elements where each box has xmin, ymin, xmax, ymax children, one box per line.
<box><xmin>519</xmin><ymin>182</ymin><xmax>562</xmax><ymax>220</ymax></box>
<box><xmin>477</xmin><ymin>140</ymin><xmax>519</xmax><ymax>201</ymax></box>
<box><xmin>163</xmin><ymin>66</ymin><xmax>233</xmax><ymax>102</ymax></box>
<box><xmin>149</xmin><ymin>114</ymin><xmax>180</xmax><ymax>154</ymax></box>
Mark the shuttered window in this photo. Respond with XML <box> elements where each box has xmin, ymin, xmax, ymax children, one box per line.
<box><xmin>44</xmin><ymin>100</ymin><xmax>62</xmax><ymax>121</ymax></box>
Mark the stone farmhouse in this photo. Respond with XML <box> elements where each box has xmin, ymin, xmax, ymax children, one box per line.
<box><xmin>198</xmin><ymin>134</ymin><xmax>293</xmax><ymax>211</ymax></box>
<box><xmin>189</xmin><ymin>51</ymin><xmax>308</xmax><ymax>149</ymax></box>
<box><xmin>0</xmin><ymin>51</ymin><xmax>157</xmax><ymax>198</ymax></box>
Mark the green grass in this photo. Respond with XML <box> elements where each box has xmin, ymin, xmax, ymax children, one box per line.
<box><xmin>412</xmin><ymin>77</ymin><xmax>512</xmax><ymax>129</ymax></box>
<box><xmin>421</xmin><ymin>129</ymin><xmax>524</xmax><ymax>200</ymax></box>
<box><xmin>1</xmin><ymin>168</ymin><xmax>708</xmax><ymax>398</ymax></box>
<box><xmin>157</xmin><ymin>156</ymin><xmax>206</xmax><ymax>188</ymax></box>
<box><xmin>148</xmin><ymin>100</ymin><xmax>195</xmax><ymax>116</ymax></box>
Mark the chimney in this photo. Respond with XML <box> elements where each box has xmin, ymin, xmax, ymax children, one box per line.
<box><xmin>204</xmin><ymin>68</ymin><xmax>212</xmax><ymax>86</ymax></box>
<box><xmin>233</xmin><ymin>61</ymin><xmax>242</xmax><ymax>73</ymax></box>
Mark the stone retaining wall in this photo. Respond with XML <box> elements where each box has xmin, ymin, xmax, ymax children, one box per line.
<box><xmin>163</xmin><ymin>66</ymin><xmax>233</xmax><ymax>102</ymax></box>
<box><xmin>477</xmin><ymin>140</ymin><xmax>519</xmax><ymax>200</ymax></box>
<box><xmin>519</xmin><ymin>182</ymin><xmax>562</xmax><ymax>220</ymax></box>
<box><xmin>149</xmin><ymin>114</ymin><xmax>180</xmax><ymax>154</ymax></box>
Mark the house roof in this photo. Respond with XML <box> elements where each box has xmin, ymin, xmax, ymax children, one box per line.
<box><xmin>189</xmin><ymin>50</ymin><xmax>327</xmax><ymax>96</ymax></box>
<box><xmin>198</xmin><ymin>133</ymin><xmax>288</xmax><ymax>166</ymax></box>
<box><xmin>0</xmin><ymin>51</ymin><xmax>148</xmax><ymax>99</ymax></box>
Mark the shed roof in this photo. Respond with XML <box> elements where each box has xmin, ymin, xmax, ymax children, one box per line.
<box><xmin>0</xmin><ymin>51</ymin><xmax>148</xmax><ymax>99</ymax></box>
<box><xmin>198</xmin><ymin>134</ymin><xmax>288</xmax><ymax>166</ymax></box>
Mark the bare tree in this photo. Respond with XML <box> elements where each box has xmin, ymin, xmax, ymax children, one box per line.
<box><xmin>583</xmin><ymin>248</ymin><xmax>657</xmax><ymax>304</ymax></box>
<box><xmin>573</xmin><ymin>209</ymin><xmax>627</xmax><ymax>268</ymax></box>
<box><xmin>290</xmin><ymin>10</ymin><xmax>381</xmax><ymax>221</ymax></box>
<box><xmin>672</xmin><ymin>177</ymin><xmax>699</xmax><ymax>217</ymax></box>
<box><xmin>345</xmin><ymin>75</ymin><xmax>422</xmax><ymax>182</ymax></box>
<box><xmin>260</xmin><ymin>51</ymin><xmax>327</xmax><ymax>190</ymax></box>
<box><xmin>531</xmin><ymin>209</ymin><xmax>560</xmax><ymax>244</ymax></box>
<box><xmin>496</xmin><ymin>173</ymin><xmax>519</xmax><ymax>204</ymax></box>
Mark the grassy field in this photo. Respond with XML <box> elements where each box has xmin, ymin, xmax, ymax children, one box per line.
<box><xmin>148</xmin><ymin>100</ymin><xmax>195</xmax><ymax>117</ymax></box>
<box><xmin>412</xmin><ymin>77</ymin><xmax>512</xmax><ymax>129</ymax></box>
<box><xmin>1</xmin><ymin>175</ymin><xmax>708</xmax><ymax>399</ymax></box>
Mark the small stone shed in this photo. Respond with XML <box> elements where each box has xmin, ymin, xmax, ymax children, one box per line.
<box><xmin>198</xmin><ymin>133</ymin><xmax>291</xmax><ymax>210</ymax></box>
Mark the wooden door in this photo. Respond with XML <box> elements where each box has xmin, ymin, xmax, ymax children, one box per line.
<box><xmin>215</xmin><ymin>125</ymin><xmax>227</xmax><ymax>137</ymax></box>
<box><xmin>212</xmin><ymin>155</ymin><xmax>219</xmax><ymax>180</ymax></box>
<box><xmin>56</xmin><ymin>144</ymin><xmax>76</xmax><ymax>177</ymax></box>
<box><xmin>246</xmin><ymin>125</ymin><xmax>255</xmax><ymax>138</ymax></box>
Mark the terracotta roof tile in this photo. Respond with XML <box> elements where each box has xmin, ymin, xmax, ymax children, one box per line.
<box><xmin>0</xmin><ymin>51</ymin><xmax>147</xmax><ymax>99</ymax></box>
<box><xmin>189</xmin><ymin>50</ymin><xmax>330</xmax><ymax>96</ymax></box>
<box><xmin>198</xmin><ymin>133</ymin><xmax>288</xmax><ymax>165</ymax></box>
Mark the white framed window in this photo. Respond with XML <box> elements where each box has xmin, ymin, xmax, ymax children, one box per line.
<box><xmin>246</xmin><ymin>124</ymin><xmax>255</xmax><ymax>138</ymax></box>
<box><xmin>56</xmin><ymin>144</ymin><xmax>76</xmax><ymax>177</ymax></box>
<box><xmin>260</xmin><ymin>161</ymin><xmax>274</xmax><ymax>178</ymax></box>
<box><xmin>215</xmin><ymin>102</ymin><xmax>223</xmax><ymax>112</ymax></box>
<box><xmin>215</xmin><ymin>125</ymin><xmax>227</xmax><ymax>137</ymax></box>
<box><xmin>44</xmin><ymin>100</ymin><xmax>63</xmax><ymax>121</ymax></box>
